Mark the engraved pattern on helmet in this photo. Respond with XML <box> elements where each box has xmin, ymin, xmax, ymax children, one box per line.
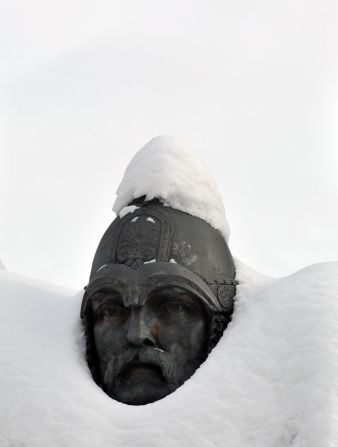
<box><xmin>209</xmin><ymin>282</ymin><xmax>237</xmax><ymax>311</ymax></box>
<box><xmin>116</xmin><ymin>215</ymin><xmax>161</xmax><ymax>268</ymax></box>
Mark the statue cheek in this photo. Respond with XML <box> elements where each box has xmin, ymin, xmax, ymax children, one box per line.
<box><xmin>94</xmin><ymin>324</ymin><xmax>126</xmax><ymax>357</ymax></box>
<box><xmin>179</xmin><ymin>321</ymin><xmax>206</xmax><ymax>352</ymax></box>
<box><xmin>189</xmin><ymin>323</ymin><xmax>205</xmax><ymax>344</ymax></box>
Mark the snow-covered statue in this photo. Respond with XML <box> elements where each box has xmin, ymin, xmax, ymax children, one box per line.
<box><xmin>80</xmin><ymin>136</ymin><xmax>236</xmax><ymax>404</ymax></box>
<box><xmin>2</xmin><ymin>136</ymin><xmax>338</xmax><ymax>445</ymax></box>
<box><xmin>81</xmin><ymin>197</ymin><xmax>236</xmax><ymax>404</ymax></box>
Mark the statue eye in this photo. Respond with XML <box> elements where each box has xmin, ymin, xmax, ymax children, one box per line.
<box><xmin>149</xmin><ymin>287</ymin><xmax>204</xmax><ymax>321</ymax></box>
<box><xmin>94</xmin><ymin>301</ymin><xmax>128</xmax><ymax>321</ymax></box>
<box><xmin>163</xmin><ymin>301</ymin><xmax>190</xmax><ymax>314</ymax></box>
<box><xmin>102</xmin><ymin>303</ymin><xmax>127</xmax><ymax>317</ymax></box>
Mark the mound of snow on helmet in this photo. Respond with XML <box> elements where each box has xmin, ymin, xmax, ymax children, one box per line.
<box><xmin>113</xmin><ymin>136</ymin><xmax>230</xmax><ymax>241</ymax></box>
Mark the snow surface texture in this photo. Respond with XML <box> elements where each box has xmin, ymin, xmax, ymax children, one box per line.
<box><xmin>1</xmin><ymin>261</ymin><xmax>338</xmax><ymax>447</ymax></box>
<box><xmin>119</xmin><ymin>205</ymin><xmax>139</xmax><ymax>218</ymax></box>
<box><xmin>113</xmin><ymin>136</ymin><xmax>230</xmax><ymax>241</ymax></box>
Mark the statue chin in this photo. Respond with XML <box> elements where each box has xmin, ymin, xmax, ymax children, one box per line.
<box><xmin>108</xmin><ymin>365</ymin><xmax>173</xmax><ymax>405</ymax></box>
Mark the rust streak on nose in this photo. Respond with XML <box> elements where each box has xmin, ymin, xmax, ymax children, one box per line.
<box><xmin>151</xmin><ymin>321</ymin><xmax>160</xmax><ymax>345</ymax></box>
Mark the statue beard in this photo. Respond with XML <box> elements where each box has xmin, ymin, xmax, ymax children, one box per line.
<box><xmin>102</xmin><ymin>344</ymin><xmax>189</xmax><ymax>398</ymax></box>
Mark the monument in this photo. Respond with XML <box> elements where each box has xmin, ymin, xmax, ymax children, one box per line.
<box><xmin>81</xmin><ymin>197</ymin><xmax>237</xmax><ymax>405</ymax></box>
<box><xmin>2</xmin><ymin>136</ymin><xmax>338</xmax><ymax>446</ymax></box>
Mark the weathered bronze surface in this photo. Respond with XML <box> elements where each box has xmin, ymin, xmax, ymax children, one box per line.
<box><xmin>81</xmin><ymin>198</ymin><xmax>236</xmax><ymax>405</ymax></box>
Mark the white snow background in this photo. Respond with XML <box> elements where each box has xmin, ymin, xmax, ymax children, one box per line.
<box><xmin>1</xmin><ymin>0</ymin><xmax>338</xmax><ymax>289</ymax></box>
<box><xmin>1</xmin><ymin>135</ymin><xmax>338</xmax><ymax>446</ymax></box>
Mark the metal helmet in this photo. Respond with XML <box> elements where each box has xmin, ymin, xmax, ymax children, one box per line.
<box><xmin>81</xmin><ymin>198</ymin><xmax>237</xmax><ymax>319</ymax></box>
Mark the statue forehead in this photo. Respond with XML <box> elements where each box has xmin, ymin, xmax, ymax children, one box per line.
<box><xmin>81</xmin><ymin>262</ymin><xmax>224</xmax><ymax>316</ymax></box>
<box><xmin>90</xmin><ymin>282</ymin><xmax>205</xmax><ymax>315</ymax></box>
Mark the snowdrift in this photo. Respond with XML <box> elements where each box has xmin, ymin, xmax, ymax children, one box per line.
<box><xmin>1</xmin><ymin>261</ymin><xmax>338</xmax><ymax>447</ymax></box>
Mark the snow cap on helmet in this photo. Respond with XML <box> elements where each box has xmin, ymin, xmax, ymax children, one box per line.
<box><xmin>81</xmin><ymin>136</ymin><xmax>236</xmax><ymax>317</ymax></box>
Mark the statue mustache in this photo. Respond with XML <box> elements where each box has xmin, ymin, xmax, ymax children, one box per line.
<box><xmin>103</xmin><ymin>345</ymin><xmax>182</xmax><ymax>390</ymax></box>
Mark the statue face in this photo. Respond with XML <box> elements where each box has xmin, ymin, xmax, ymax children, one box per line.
<box><xmin>90</xmin><ymin>285</ymin><xmax>208</xmax><ymax>405</ymax></box>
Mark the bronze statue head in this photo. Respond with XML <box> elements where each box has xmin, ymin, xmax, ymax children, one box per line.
<box><xmin>81</xmin><ymin>198</ymin><xmax>236</xmax><ymax>405</ymax></box>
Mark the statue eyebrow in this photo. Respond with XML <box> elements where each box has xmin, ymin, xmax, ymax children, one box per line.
<box><xmin>150</xmin><ymin>286</ymin><xmax>200</xmax><ymax>304</ymax></box>
<box><xmin>92</xmin><ymin>289</ymin><xmax>123</xmax><ymax>305</ymax></box>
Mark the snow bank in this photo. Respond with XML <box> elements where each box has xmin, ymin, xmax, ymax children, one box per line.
<box><xmin>1</xmin><ymin>261</ymin><xmax>338</xmax><ymax>447</ymax></box>
<box><xmin>113</xmin><ymin>136</ymin><xmax>230</xmax><ymax>241</ymax></box>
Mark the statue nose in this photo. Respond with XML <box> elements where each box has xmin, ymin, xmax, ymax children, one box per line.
<box><xmin>126</xmin><ymin>307</ymin><xmax>156</xmax><ymax>347</ymax></box>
